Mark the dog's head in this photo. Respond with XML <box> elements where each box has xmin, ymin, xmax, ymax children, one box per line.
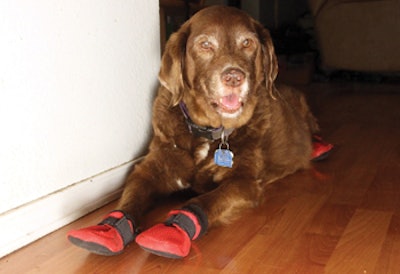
<box><xmin>159</xmin><ymin>6</ymin><xmax>278</xmax><ymax>129</ymax></box>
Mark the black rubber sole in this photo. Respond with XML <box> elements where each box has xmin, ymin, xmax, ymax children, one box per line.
<box><xmin>138</xmin><ymin>246</ymin><xmax>184</xmax><ymax>259</ymax></box>
<box><xmin>68</xmin><ymin>236</ymin><xmax>122</xmax><ymax>256</ymax></box>
<box><xmin>312</xmin><ymin>149</ymin><xmax>334</xmax><ymax>161</ymax></box>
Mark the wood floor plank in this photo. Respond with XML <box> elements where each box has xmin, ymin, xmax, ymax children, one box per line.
<box><xmin>361</xmin><ymin>165</ymin><xmax>400</xmax><ymax>212</ymax></box>
<box><xmin>325</xmin><ymin>209</ymin><xmax>393</xmax><ymax>274</ymax></box>
<box><xmin>221</xmin><ymin>193</ymin><xmax>328</xmax><ymax>272</ymax></box>
<box><xmin>373</xmin><ymin>213</ymin><xmax>400</xmax><ymax>274</ymax></box>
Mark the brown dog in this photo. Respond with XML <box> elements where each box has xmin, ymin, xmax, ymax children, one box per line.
<box><xmin>68</xmin><ymin>6</ymin><xmax>327</xmax><ymax>258</ymax></box>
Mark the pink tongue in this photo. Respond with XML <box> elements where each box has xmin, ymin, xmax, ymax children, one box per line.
<box><xmin>220</xmin><ymin>94</ymin><xmax>241</xmax><ymax>110</ymax></box>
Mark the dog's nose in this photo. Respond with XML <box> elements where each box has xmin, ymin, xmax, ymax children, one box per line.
<box><xmin>221</xmin><ymin>68</ymin><xmax>245</xmax><ymax>87</ymax></box>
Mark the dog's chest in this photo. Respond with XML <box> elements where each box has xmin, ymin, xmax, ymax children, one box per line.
<box><xmin>192</xmin><ymin>140</ymin><xmax>232</xmax><ymax>184</ymax></box>
<box><xmin>194</xmin><ymin>141</ymin><xmax>211</xmax><ymax>164</ymax></box>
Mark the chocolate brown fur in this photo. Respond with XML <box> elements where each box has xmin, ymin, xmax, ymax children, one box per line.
<box><xmin>117</xmin><ymin>6</ymin><xmax>319</xmax><ymax>227</ymax></box>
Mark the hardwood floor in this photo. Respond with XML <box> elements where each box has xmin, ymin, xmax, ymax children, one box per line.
<box><xmin>1</xmin><ymin>81</ymin><xmax>399</xmax><ymax>274</ymax></box>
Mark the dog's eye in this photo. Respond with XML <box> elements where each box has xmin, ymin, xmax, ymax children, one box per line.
<box><xmin>242</xmin><ymin>38</ymin><xmax>252</xmax><ymax>48</ymax></box>
<box><xmin>200</xmin><ymin>41</ymin><xmax>212</xmax><ymax>50</ymax></box>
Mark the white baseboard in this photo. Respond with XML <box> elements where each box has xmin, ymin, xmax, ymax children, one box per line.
<box><xmin>0</xmin><ymin>158</ymin><xmax>142</xmax><ymax>258</ymax></box>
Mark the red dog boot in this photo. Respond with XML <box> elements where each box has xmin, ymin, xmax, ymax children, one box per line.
<box><xmin>135</xmin><ymin>205</ymin><xmax>208</xmax><ymax>259</ymax></box>
<box><xmin>67</xmin><ymin>210</ymin><xmax>137</xmax><ymax>256</ymax></box>
<box><xmin>311</xmin><ymin>134</ymin><xmax>334</xmax><ymax>161</ymax></box>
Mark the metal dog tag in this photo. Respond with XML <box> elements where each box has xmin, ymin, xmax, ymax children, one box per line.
<box><xmin>214</xmin><ymin>130</ymin><xmax>234</xmax><ymax>168</ymax></box>
<box><xmin>214</xmin><ymin>147</ymin><xmax>234</xmax><ymax>168</ymax></box>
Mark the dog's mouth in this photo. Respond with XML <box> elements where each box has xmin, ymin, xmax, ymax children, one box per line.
<box><xmin>211</xmin><ymin>93</ymin><xmax>244</xmax><ymax>114</ymax></box>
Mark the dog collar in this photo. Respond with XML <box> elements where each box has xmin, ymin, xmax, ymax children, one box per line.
<box><xmin>179</xmin><ymin>101</ymin><xmax>234</xmax><ymax>141</ymax></box>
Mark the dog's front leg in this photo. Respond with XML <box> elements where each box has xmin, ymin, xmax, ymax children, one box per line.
<box><xmin>67</xmin><ymin>144</ymin><xmax>195</xmax><ymax>256</ymax></box>
<box><xmin>135</xmin><ymin>175</ymin><xmax>263</xmax><ymax>259</ymax></box>
<box><xmin>117</xmin><ymin>148</ymin><xmax>194</xmax><ymax>224</ymax></box>
<box><xmin>187</xmin><ymin>177</ymin><xmax>264</xmax><ymax>227</ymax></box>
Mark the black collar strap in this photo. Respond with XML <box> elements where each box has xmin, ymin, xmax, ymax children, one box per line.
<box><xmin>179</xmin><ymin>101</ymin><xmax>234</xmax><ymax>141</ymax></box>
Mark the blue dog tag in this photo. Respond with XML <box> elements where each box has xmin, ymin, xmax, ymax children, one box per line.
<box><xmin>214</xmin><ymin>148</ymin><xmax>234</xmax><ymax>168</ymax></box>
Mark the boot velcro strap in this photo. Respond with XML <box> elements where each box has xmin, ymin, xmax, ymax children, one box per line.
<box><xmin>182</xmin><ymin>204</ymin><xmax>208</xmax><ymax>238</ymax></box>
<box><xmin>100</xmin><ymin>215</ymin><xmax>134</xmax><ymax>246</ymax></box>
<box><xmin>166</xmin><ymin>212</ymin><xmax>196</xmax><ymax>239</ymax></box>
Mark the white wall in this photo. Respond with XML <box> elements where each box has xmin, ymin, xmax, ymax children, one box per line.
<box><xmin>0</xmin><ymin>0</ymin><xmax>160</xmax><ymax>257</ymax></box>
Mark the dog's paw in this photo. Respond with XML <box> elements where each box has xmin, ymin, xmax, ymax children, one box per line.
<box><xmin>67</xmin><ymin>210</ymin><xmax>136</xmax><ymax>256</ymax></box>
<box><xmin>136</xmin><ymin>223</ymin><xmax>191</xmax><ymax>259</ymax></box>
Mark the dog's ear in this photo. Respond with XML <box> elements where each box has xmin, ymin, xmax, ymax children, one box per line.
<box><xmin>158</xmin><ymin>23</ymin><xmax>190</xmax><ymax>106</ymax></box>
<box><xmin>254</xmin><ymin>22</ymin><xmax>278</xmax><ymax>97</ymax></box>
